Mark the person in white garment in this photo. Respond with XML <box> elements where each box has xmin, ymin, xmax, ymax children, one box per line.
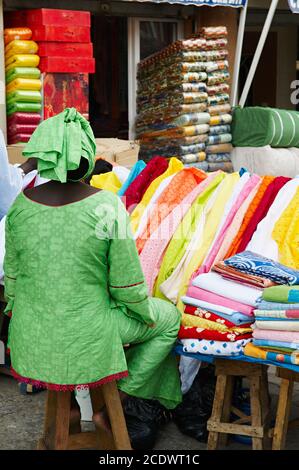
<box><xmin>0</xmin><ymin>130</ymin><xmax>48</xmax><ymax>284</ymax></box>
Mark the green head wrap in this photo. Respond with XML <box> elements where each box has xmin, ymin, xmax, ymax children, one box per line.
<box><xmin>23</xmin><ymin>108</ymin><xmax>96</xmax><ymax>183</ymax></box>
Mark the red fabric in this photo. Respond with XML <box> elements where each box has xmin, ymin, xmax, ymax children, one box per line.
<box><xmin>184</xmin><ymin>305</ymin><xmax>253</xmax><ymax>328</ymax></box>
<box><xmin>10</xmin><ymin>368</ymin><xmax>129</xmax><ymax>391</ymax></box>
<box><xmin>25</xmin><ymin>175</ymin><xmax>37</xmax><ymax>190</ymax></box>
<box><xmin>178</xmin><ymin>326</ymin><xmax>252</xmax><ymax>342</ymax></box>
<box><xmin>237</xmin><ymin>176</ymin><xmax>291</xmax><ymax>253</ymax></box>
<box><xmin>124</xmin><ymin>156</ymin><xmax>168</xmax><ymax>212</ymax></box>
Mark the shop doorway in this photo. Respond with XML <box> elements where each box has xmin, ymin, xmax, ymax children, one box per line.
<box><xmin>90</xmin><ymin>15</ymin><xmax>183</xmax><ymax>140</ymax></box>
<box><xmin>89</xmin><ymin>15</ymin><xmax>128</xmax><ymax>139</ymax></box>
<box><xmin>239</xmin><ymin>31</ymin><xmax>278</xmax><ymax>108</ymax></box>
<box><xmin>128</xmin><ymin>18</ymin><xmax>184</xmax><ymax>139</ymax></box>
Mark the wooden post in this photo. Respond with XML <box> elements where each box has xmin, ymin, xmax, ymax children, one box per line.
<box><xmin>0</xmin><ymin>0</ymin><xmax>6</xmax><ymax>141</ymax></box>
<box><xmin>195</xmin><ymin>6</ymin><xmax>238</xmax><ymax>87</ymax></box>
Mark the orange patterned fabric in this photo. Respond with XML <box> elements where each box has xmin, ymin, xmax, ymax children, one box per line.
<box><xmin>136</xmin><ymin>168</ymin><xmax>206</xmax><ymax>253</ymax></box>
<box><xmin>225</xmin><ymin>175</ymin><xmax>275</xmax><ymax>258</ymax></box>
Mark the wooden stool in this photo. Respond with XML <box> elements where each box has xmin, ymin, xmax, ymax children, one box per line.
<box><xmin>207</xmin><ymin>359</ymin><xmax>270</xmax><ymax>450</ymax></box>
<box><xmin>38</xmin><ymin>381</ymin><xmax>131</xmax><ymax>450</ymax></box>
<box><xmin>272</xmin><ymin>368</ymin><xmax>299</xmax><ymax>450</ymax></box>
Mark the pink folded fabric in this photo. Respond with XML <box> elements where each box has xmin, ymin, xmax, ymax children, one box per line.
<box><xmin>186</xmin><ymin>285</ymin><xmax>254</xmax><ymax>316</ymax></box>
<box><xmin>196</xmin><ymin>174</ymin><xmax>261</xmax><ymax>275</ymax></box>
<box><xmin>253</xmin><ymin>329</ymin><xmax>299</xmax><ymax>343</ymax></box>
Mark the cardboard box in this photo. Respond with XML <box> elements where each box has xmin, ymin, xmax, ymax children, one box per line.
<box><xmin>7</xmin><ymin>144</ymin><xmax>25</xmax><ymax>164</ymax></box>
<box><xmin>40</xmin><ymin>57</ymin><xmax>95</xmax><ymax>73</ymax></box>
<box><xmin>38</xmin><ymin>42</ymin><xmax>93</xmax><ymax>58</ymax></box>
<box><xmin>31</xmin><ymin>25</ymin><xmax>91</xmax><ymax>43</ymax></box>
<box><xmin>94</xmin><ymin>138</ymin><xmax>139</xmax><ymax>167</ymax></box>
<box><xmin>26</xmin><ymin>9</ymin><xmax>91</xmax><ymax>27</ymax></box>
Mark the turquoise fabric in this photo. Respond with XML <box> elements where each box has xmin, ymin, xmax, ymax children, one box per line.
<box><xmin>118</xmin><ymin>160</ymin><xmax>146</xmax><ymax>196</ymax></box>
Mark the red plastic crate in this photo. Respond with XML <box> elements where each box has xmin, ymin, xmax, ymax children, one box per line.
<box><xmin>38</xmin><ymin>42</ymin><xmax>93</xmax><ymax>58</ymax></box>
<box><xmin>39</xmin><ymin>56</ymin><xmax>95</xmax><ymax>73</ymax></box>
<box><xmin>31</xmin><ymin>25</ymin><xmax>90</xmax><ymax>43</ymax></box>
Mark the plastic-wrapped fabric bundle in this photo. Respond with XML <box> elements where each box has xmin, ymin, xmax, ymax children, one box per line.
<box><xmin>207</xmin><ymin>134</ymin><xmax>232</xmax><ymax>145</ymax></box>
<box><xmin>137</xmin><ymin>28</ymin><xmax>232</xmax><ymax>167</ymax></box>
<box><xmin>206</xmin><ymin>153</ymin><xmax>231</xmax><ymax>163</ymax></box>
<box><xmin>4</xmin><ymin>28</ymin><xmax>42</xmax><ymax>145</ymax></box>
<box><xmin>181</xmin><ymin>152</ymin><xmax>206</xmax><ymax>164</ymax></box>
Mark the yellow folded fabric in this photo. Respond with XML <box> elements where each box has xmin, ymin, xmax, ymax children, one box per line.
<box><xmin>5</xmin><ymin>54</ymin><xmax>40</xmax><ymax>70</ymax></box>
<box><xmin>6</xmin><ymin>78</ymin><xmax>42</xmax><ymax>93</ymax></box>
<box><xmin>181</xmin><ymin>313</ymin><xmax>252</xmax><ymax>334</ymax></box>
<box><xmin>244</xmin><ymin>342</ymin><xmax>266</xmax><ymax>360</ymax></box>
<box><xmin>90</xmin><ymin>172</ymin><xmax>121</xmax><ymax>193</ymax></box>
<box><xmin>5</xmin><ymin>39</ymin><xmax>38</xmax><ymax>58</ymax></box>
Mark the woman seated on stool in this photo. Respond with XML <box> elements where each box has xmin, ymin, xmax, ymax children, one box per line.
<box><xmin>4</xmin><ymin>108</ymin><xmax>182</xmax><ymax>444</ymax></box>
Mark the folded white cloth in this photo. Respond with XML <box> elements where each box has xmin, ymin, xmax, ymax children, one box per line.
<box><xmin>192</xmin><ymin>272</ymin><xmax>262</xmax><ymax>307</ymax></box>
<box><xmin>181</xmin><ymin>338</ymin><xmax>251</xmax><ymax>356</ymax></box>
<box><xmin>255</xmin><ymin>320</ymin><xmax>299</xmax><ymax>332</ymax></box>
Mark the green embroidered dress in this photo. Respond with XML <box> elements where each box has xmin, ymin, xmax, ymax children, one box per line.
<box><xmin>4</xmin><ymin>190</ymin><xmax>181</xmax><ymax>408</ymax></box>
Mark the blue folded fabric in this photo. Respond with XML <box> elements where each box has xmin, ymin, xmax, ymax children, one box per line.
<box><xmin>118</xmin><ymin>160</ymin><xmax>146</xmax><ymax>196</ymax></box>
<box><xmin>224</xmin><ymin>251</ymin><xmax>299</xmax><ymax>285</ymax></box>
<box><xmin>175</xmin><ymin>344</ymin><xmax>299</xmax><ymax>373</ymax></box>
<box><xmin>256</xmin><ymin>299</ymin><xmax>299</xmax><ymax>311</ymax></box>
<box><xmin>210</xmin><ymin>310</ymin><xmax>253</xmax><ymax>325</ymax></box>
<box><xmin>253</xmin><ymin>339</ymin><xmax>299</xmax><ymax>350</ymax></box>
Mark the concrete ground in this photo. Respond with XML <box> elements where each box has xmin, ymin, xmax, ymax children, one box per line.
<box><xmin>1</xmin><ymin>368</ymin><xmax>299</xmax><ymax>450</ymax></box>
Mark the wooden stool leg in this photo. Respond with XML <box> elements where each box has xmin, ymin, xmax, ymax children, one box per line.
<box><xmin>272</xmin><ymin>378</ymin><xmax>294</xmax><ymax>450</ymax></box>
<box><xmin>260</xmin><ymin>367</ymin><xmax>271</xmax><ymax>449</ymax></box>
<box><xmin>218</xmin><ymin>376</ymin><xmax>234</xmax><ymax>447</ymax></box>
<box><xmin>90</xmin><ymin>387</ymin><xmax>116</xmax><ymax>450</ymax></box>
<box><xmin>207</xmin><ymin>374</ymin><xmax>229</xmax><ymax>450</ymax></box>
<box><xmin>54</xmin><ymin>391</ymin><xmax>71</xmax><ymax>450</ymax></box>
<box><xmin>250</xmin><ymin>375</ymin><xmax>263</xmax><ymax>450</ymax></box>
<box><xmin>38</xmin><ymin>390</ymin><xmax>57</xmax><ymax>450</ymax></box>
<box><xmin>101</xmin><ymin>382</ymin><xmax>132</xmax><ymax>450</ymax></box>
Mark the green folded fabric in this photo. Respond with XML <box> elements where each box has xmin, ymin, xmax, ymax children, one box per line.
<box><xmin>232</xmin><ymin>106</ymin><xmax>299</xmax><ymax>148</ymax></box>
<box><xmin>6</xmin><ymin>101</ymin><xmax>41</xmax><ymax>115</ymax></box>
<box><xmin>6</xmin><ymin>67</ymin><xmax>41</xmax><ymax>84</ymax></box>
<box><xmin>23</xmin><ymin>107</ymin><xmax>96</xmax><ymax>183</ymax></box>
<box><xmin>262</xmin><ymin>285</ymin><xmax>299</xmax><ymax>304</ymax></box>
<box><xmin>6</xmin><ymin>89</ymin><xmax>42</xmax><ymax>104</ymax></box>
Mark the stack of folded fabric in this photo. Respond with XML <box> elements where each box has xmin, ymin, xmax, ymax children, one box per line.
<box><xmin>247</xmin><ymin>285</ymin><xmax>299</xmax><ymax>366</ymax></box>
<box><xmin>180</xmin><ymin>271</ymin><xmax>258</xmax><ymax>357</ymax></box>
<box><xmin>4</xmin><ymin>27</ymin><xmax>41</xmax><ymax>143</ymax></box>
<box><xmin>202</xmin><ymin>27</ymin><xmax>233</xmax><ymax>173</ymax></box>
<box><xmin>216</xmin><ymin>250</ymin><xmax>299</xmax><ymax>365</ymax></box>
<box><xmin>136</xmin><ymin>37</ymin><xmax>210</xmax><ymax>167</ymax></box>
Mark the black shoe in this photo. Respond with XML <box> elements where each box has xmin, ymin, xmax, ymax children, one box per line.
<box><xmin>124</xmin><ymin>397</ymin><xmax>172</xmax><ymax>450</ymax></box>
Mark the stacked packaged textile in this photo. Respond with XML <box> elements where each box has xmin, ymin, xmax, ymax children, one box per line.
<box><xmin>179</xmin><ymin>270</ymin><xmax>258</xmax><ymax>357</ymax></box>
<box><xmin>202</xmin><ymin>27</ymin><xmax>233</xmax><ymax>173</ymax></box>
<box><xmin>4</xmin><ymin>27</ymin><xmax>41</xmax><ymax>144</ymax></box>
<box><xmin>136</xmin><ymin>27</ymin><xmax>233</xmax><ymax>171</ymax></box>
<box><xmin>223</xmin><ymin>253</ymin><xmax>299</xmax><ymax>365</ymax></box>
<box><xmin>136</xmin><ymin>38</ymin><xmax>209</xmax><ymax>167</ymax></box>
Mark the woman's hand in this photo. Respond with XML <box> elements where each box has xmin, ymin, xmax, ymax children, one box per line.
<box><xmin>147</xmin><ymin>323</ymin><xmax>156</xmax><ymax>329</ymax></box>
